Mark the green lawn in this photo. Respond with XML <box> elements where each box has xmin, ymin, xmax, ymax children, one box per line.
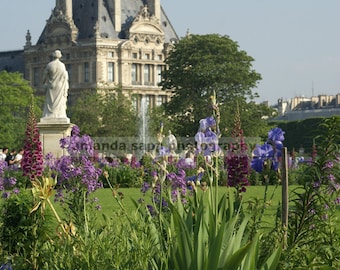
<box><xmin>84</xmin><ymin>185</ymin><xmax>294</xmax><ymax>228</ymax></box>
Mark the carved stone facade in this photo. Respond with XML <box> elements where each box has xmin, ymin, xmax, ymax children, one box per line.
<box><xmin>11</xmin><ymin>0</ymin><xmax>178</xmax><ymax>111</ymax></box>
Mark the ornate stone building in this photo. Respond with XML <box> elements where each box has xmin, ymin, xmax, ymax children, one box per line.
<box><xmin>274</xmin><ymin>94</ymin><xmax>340</xmax><ymax>121</ymax></box>
<box><xmin>0</xmin><ymin>0</ymin><xmax>178</xmax><ymax>110</ymax></box>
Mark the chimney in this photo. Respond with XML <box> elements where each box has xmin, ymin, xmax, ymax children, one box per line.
<box><xmin>114</xmin><ymin>0</ymin><xmax>121</xmax><ymax>32</ymax></box>
<box><xmin>56</xmin><ymin>0</ymin><xmax>73</xmax><ymax>19</ymax></box>
<box><xmin>148</xmin><ymin>0</ymin><xmax>160</xmax><ymax>21</ymax></box>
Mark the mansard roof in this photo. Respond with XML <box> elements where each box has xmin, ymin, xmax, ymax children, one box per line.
<box><xmin>0</xmin><ymin>50</ymin><xmax>24</xmax><ymax>73</ymax></box>
<box><xmin>37</xmin><ymin>0</ymin><xmax>178</xmax><ymax>45</ymax></box>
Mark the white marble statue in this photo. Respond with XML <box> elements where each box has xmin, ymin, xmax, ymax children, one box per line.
<box><xmin>166</xmin><ymin>130</ymin><xmax>178</xmax><ymax>153</ymax></box>
<box><xmin>42</xmin><ymin>50</ymin><xmax>69</xmax><ymax>120</ymax></box>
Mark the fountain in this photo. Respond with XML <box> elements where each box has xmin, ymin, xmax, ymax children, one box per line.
<box><xmin>138</xmin><ymin>95</ymin><xmax>149</xmax><ymax>157</ymax></box>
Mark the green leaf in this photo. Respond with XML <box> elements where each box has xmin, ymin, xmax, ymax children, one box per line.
<box><xmin>260</xmin><ymin>245</ymin><xmax>282</xmax><ymax>270</ymax></box>
<box><xmin>220</xmin><ymin>241</ymin><xmax>253</xmax><ymax>270</ymax></box>
<box><xmin>169</xmin><ymin>203</ymin><xmax>193</xmax><ymax>269</ymax></box>
<box><xmin>242</xmin><ymin>236</ymin><xmax>259</xmax><ymax>270</ymax></box>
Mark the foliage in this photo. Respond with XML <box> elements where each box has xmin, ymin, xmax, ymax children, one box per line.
<box><xmin>48</xmin><ymin>125</ymin><xmax>103</xmax><ymax>227</ymax></box>
<box><xmin>68</xmin><ymin>90</ymin><xmax>104</xmax><ymax>136</ymax></box>
<box><xmin>69</xmin><ymin>88</ymin><xmax>138</xmax><ymax>137</ymax></box>
<box><xmin>0</xmin><ymin>71</ymin><xmax>42</xmax><ymax>149</ymax></box>
<box><xmin>271</xmin><ymin>117</ymin><xmax>333</xmax><ymax>154</ymax></box>
<box><xmin>132</xmin><ymin>149</ymin><xmax>281</xmax><ymax>270</ymax></box>
<box><xmin>221</xmin><ymin>98</ymin><xmax>276</xmax><ymax>138</ymax></box>
<box><xmin>38</xmin><ymin>212</ymin><xmax>161</xmax><ymax>269</ymax></box>
<box><xmin>99</xmin><ymin>157</ymin><xmax>144</xmax><ymax>188</ymax></box>
<box><xmin>159</xmin><ymin>34</ymin><xmax>262</xmax><ymax>136</ymax></box>
<box><xmin>148</xmin><ymin>105</ymin><xmax>180</xmax><ymax>137</ymax></box>
<box><xmin>167</xmin><ymin>187</ymin><xmax>282</xmax><ymax>270</ymax></box>
<box><xmin>2</xmin><ymin>111</ymin><xmax>340</xmax><ymax>269</ymax></box>
<box><xmin>0</xmin><ymin>190</ymin><xmax>52</xmax><ymax>269</ymax></box>
<box><xmin>101</xmin><ymin>90</ymin><xmax>138</xmax><ymax>137</ymax></box>
<box><xmin>0</xmin><ymin>162</ymin><xmax>28</xmax><ymax>190</ymax></box>
<box><xmin>131</xmin><ymin>109</ymin><xmax>281</xmax><ymax>269</ymax></box>
<box><xmin>278</xmin><ymin>116</ymin><xmax>340</xmax><ymax>269</ymax></box>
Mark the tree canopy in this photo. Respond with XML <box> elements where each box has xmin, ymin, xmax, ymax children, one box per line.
<box><xmin>68</xmin><ymin>90</ymin><xmax>104</xmax><ymax>136</ymax></box>
<box><xmin>69</xmin><ymin>88</ymin><xmax>138</xmax><ymax>137</ymax></box>
<box><xmin>159</xmin><ymin>34</ymin><xmax>263</xmax><ymax>137</ymax></box>
<box><xmin>0</xmin><ymin>71</ymin><xmax>42</xmax><ymax>149</ymax></box>
<box><xmin>101</xmin><ymin>90</ymin><xmax>138</xmax><ymax>137</ymax></box>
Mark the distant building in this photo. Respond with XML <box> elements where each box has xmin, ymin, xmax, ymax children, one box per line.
<box><xmin>0</xmin><ymin>0</ymin><xmax>178</xmax><ymax>110</ymax></box>
<box><xmin>274</xmin><ymin>94</ymin><xmax>340</xmax><ymax>121</ymax></box>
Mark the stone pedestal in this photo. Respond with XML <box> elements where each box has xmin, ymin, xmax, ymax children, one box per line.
<box><xmin>38</xmin><ymin>117</ymin><xmax>74</xmax><ymax>158</ymax></box>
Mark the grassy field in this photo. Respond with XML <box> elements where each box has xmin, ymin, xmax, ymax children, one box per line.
<box><xmin>82</xmin><ymin>185</ymin><xmax>295</xmax><ymax>228</ymax></box>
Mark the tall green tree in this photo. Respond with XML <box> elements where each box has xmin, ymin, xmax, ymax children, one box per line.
<box><xmin>69</xmin><ymin>88</ymin><xmax>138</xmax><ymax>137</ymax></box>
<box><xmin>101</xmin><ymin>90</ymin><xmax>138</xmax><ymax>137</ymax></box>
<box><xmin>159</xmin><ymin>34</ymin><xmax>262</xmax><ymax>136</ymax></box>
<box><xmin>68</xmin><ymin>90</ymin><xmax>104</xmax><ymax>136</ymax></box>
<box><xmin>221</xmin><ymin>98</ymin><xmax>276</xmax><ymax>138</ymax></box>
<box><xmin>148</xmin><ymin>105</ymin><xmax>179</xmax><ymax>137</ymax></box>
<box><xmin>0</xmin><ymin>71</ymin><xmax>42</xmax><ymax>149</ymax></box>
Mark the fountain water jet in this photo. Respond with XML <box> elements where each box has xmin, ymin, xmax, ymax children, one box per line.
<box><xmin>138</xmin><ymin>95</ymin><xmax>149</xmax><ymax>158</ymax></box>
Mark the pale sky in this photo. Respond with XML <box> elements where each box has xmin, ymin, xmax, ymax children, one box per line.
<box><xmin>0</xmin><ymin>0</ymin><xmax>339</xmax><ymax>105</ymax></box>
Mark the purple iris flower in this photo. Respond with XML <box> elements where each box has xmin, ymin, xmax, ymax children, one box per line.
<box><xmin>167</xmin><ymin>169</ymin><xmax>187</xmax><ymax>193</ymax></box>
<box><xmin>204</xmin><ymin>129</ymin><xmax>218</xmax><ymax>143</ymax></box>
<box><xmin>205</xmin><ymin>116</ymin><xmax>216</xmax><ymax>128</ymax></box>
<box><xmin>271</xmin><ymin>159</ymin><xmax>280</xmax><ymax>171</ymax></box>
<box><xmin>268</xmin><ymin>127</ymin><xmax>285</xmax><ymax>142</ymax></box>
<box><xmin>198</xmin><ymin>116</ymin><xmax>216</xmax><ymax>131</ymax></box>
<box><xmin>186</xmin><ymin>171</ymin><xmax>204</xmax><ymax>184</ymax></box>
<box><xmin>251</xmin><ymin>157</ymin><xmax>265</xmax><ymax>173</ymax></box>
<box><xmin>253</xmin><ymin>143</ymin><xmax>274</xmax><ymax>159</ymax></box>
<box><xmin>251</xmin><ymin>127</ymin><xmax>285</xmax><ymax>173</ymax></box>
<box><xmin>195</xmin><ymin>131</ymin><xmax>205</xmax><ymax>144</ymax></box>
<box><xmin>186</xmin><ymin>175</ymin><xmax>197</xmax><ymax>182</ymax></box>
<box><xmin>195</xmin><ymin>116</ymin><xmax>220</xmax><ymax>156</ymax></box>
<box><xmin>251</xmin><ymin>143</ymin><xmax>274</xmax><ymax>173</ymax></box>
<box><xmin>199</xmin><ymin>118</ymin><xmax>208</xmax><ymax>131</ymax></box>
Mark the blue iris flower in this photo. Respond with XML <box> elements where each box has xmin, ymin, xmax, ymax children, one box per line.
<box><xmin>251</xmin><ymin>127</ymin><xmax>285</xmax><ymax>173</ymax></box>
<box><xmin>186</xmin><ymin>172</ymin><xmax>204</xmax><ymax>184</ymax></box>
<box><xmin>251</xmin><ymin>143</ymin><xmax>273</xmax><ymax>172</ymax></box>
<box><xmin>268</xmin><ymin>127</ymin><xmax>285</xmax><ymax>142</ymax></box>
<box><xmin>205</xmin><ymin>116</ymin><xmax>216</xmax><ymax>128</ymax></box>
